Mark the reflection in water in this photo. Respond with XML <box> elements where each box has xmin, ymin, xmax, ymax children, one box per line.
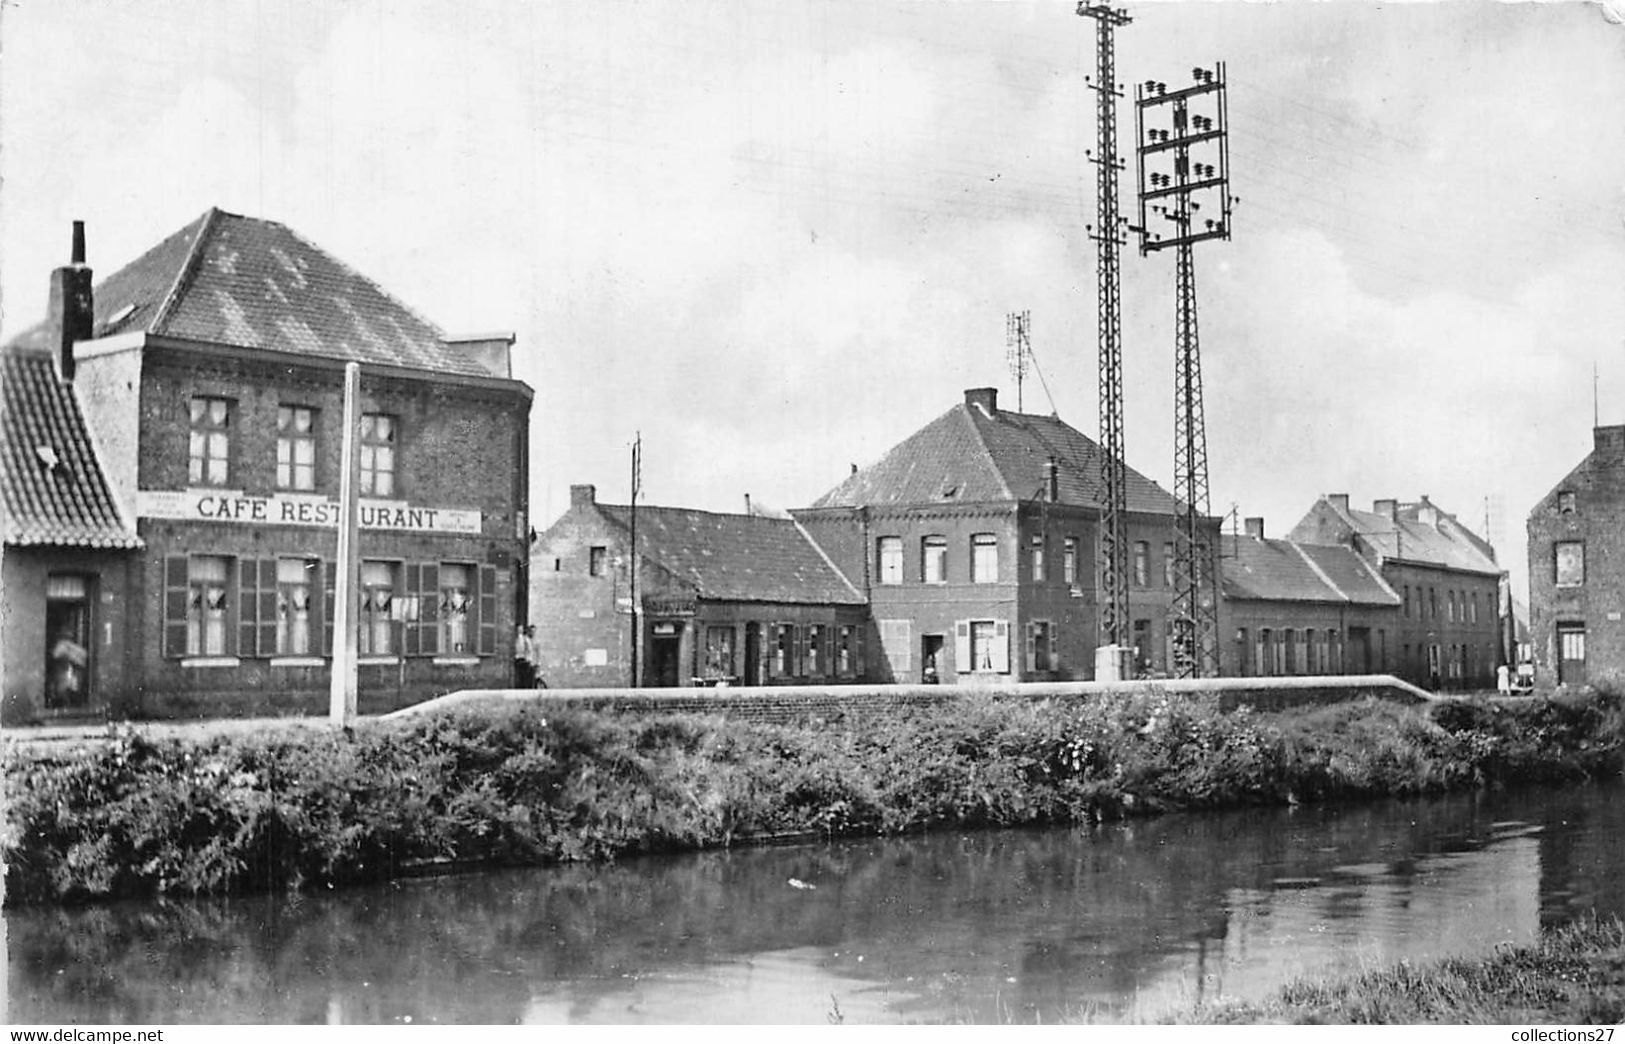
<box><xmin>6</xmin><ymin>780</ymin><xmax>1621</xmax><ymax>1024</ymax></box>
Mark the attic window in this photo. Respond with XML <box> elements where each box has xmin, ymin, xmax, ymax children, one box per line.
<box><xmin>107</xmin><ymin>303</ymin><xmax>137</xmax><ymax>327</ymax></box>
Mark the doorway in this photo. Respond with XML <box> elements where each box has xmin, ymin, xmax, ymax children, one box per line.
<box><xmin>1557</xmin><ymin>624</ymin><xmax>1587</xmax><ymax>687</ymax></box>
<box><xmin>1346</xmin><ymin>627</ymin><xmax>1372</xmax><ymax>674</ymax></box>
<box><xmin>921</xmin><ymin>633</ymin><xmax>944</xmax><ymax>683</ymax></box>
<box><xmin>744</xmin><ymin>623</ymin><xmax>762</xmax><ymax>686</ymax></box>
<box><xmin>649</xmin><ymin>625</ymin><xmax>682</xmax><ymax>688</ymax></box>
<box><xmin>45</xmin><ymin>575</ymin><xmax>93</xmax><ymax>711</ymax></box>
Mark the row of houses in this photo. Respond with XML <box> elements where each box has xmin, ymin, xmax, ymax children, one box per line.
<box><xmin>531</xmin><ymin>386</ymin><xmax>1505</xmax><ymax>693</ymax></box>
<box><xmin>2</xmin><ymin>209</ymin><xmax>1612</xmax><ymax>722</ymax></box>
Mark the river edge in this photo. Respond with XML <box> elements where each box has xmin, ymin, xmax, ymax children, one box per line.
<box><xmin>4</xmin><ymin>686</ymin><xmax>1622</xmax><ymax>906</ymax></box>
<box><xmin>1158</xmin><ymin>915</ymin><xmax>1625</xmax><ymax>1025</ymax></box>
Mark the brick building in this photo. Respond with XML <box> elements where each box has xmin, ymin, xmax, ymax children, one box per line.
<box><xmin>1287</xmin><ymin>494</ymin><xmax>1502</xmax><ymax>690</ymax></box>
<box><xmin>1</xmin><ymin>211</ymin><xmax>532</xmax><ymax>721</ymax></box>
<box><xmin>1526</xmin><ymin>424</ymin><xmax>1625</xmax><ymax>689</ymax></box>
<box><xmin>1218</xmin><ymin>518</ymin><xmax>1401</xmax><ymax>678</ymax></box>
<box><xmin>792</xmin><ymin>388</ymin><xmax>1204</xmax><ymax>682</ymax></box>
<box><xmin>530</xmin><ymin>484</ymin><xmax>868</xmax><ymax>688</ymax></box>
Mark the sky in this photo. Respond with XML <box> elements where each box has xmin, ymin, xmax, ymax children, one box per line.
<box><xmin>3</xmin><ymin>0</ymin><xmax>1623</xmax><ymax>603</ymax></box>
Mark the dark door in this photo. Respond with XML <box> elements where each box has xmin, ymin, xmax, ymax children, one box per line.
<box><xmin>744</xmin><ymin>623</ymin><xmax>761</xmax><ymax>686</ymax></box>
<box><xmin>650</xmin><ymin>633</ymin><xmax>681</xmax><ymax>688</ymax></box>
<box><xmin>45</xmin><ymin>576</ymin><xmax>93</xmax><ymax>710</ymax></box>
<box><xmin>1346</xmin><ymin>627</ymin><xmax>1371</xmax><ymax>674</ymax></box>
<box><xmin>1557</xmin><ymin>625</ymin><xmax>1587</xmax><ymax>687</ymax></box>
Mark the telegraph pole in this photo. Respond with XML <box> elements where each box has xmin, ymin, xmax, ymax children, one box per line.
<box><xmin>329</xmin><ymin>362</ymin><xmax>361</xmax><ymax>724</ymax></box>
<box><xmin>1006</xmin><ymin>310</ymin><xmax>1031</xmax><ymax>412</ymax></box>
<box><xmin>628</xmin><ymin>432</ymin><xmax>641</xmax><ymax>688</ymax></box>
<box><xmin>1134</xmin><ymin>64</ymin><xmax>1234</xmax><ymax>678</ymax></box>
<box><xmin>1078</xmin><ymin>1</ymin><xmax>1133</xmax><ymax>679</ymax></box>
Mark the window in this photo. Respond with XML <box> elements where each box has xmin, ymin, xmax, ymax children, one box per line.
<box><xmin>1559</xmin><ymin>626</ymin><xmax>1587</xmax><ymax>662</ymax></box>
<box><xmin>1029</xmin><ymin>535</ymin><xmax>1045</xmax><ymax>583</ymax></box>
<box><xmin>806</xmin><ymin>624</ymin><xmax>824</xmax><ymax>677</ymax></box>
<box><xmin>1403</xmin><ymin>585</ymin><xmax>1410</xmax><ymax>618</ymax></box>
<box><xmin>772</xmin><ymin>623</ymin><xmax>794</xmax><ymax>677</ymax></box>
<box><xmin>1328</xmin><ymin>629</ymin><xmax>1342</xmax><ymax>673</ymax></box>
<box><xmin>187</xmin><ymin>555</ymin><xmax>230</xmax><ymax>656</ymax></box>
<box><xmin>1555</xmin><ymin>542</ymin><xmax>1585</xmax><ymax>587</ymax></box>
<box><xmin>1257</xmin><ymin>629</ymin><xmax>1271</xmax><ymax>677</ymax></box>
<box><xmin>275</xmin><ymin>558</ymin><xmax>317</xmax><ymax>655</ymax></box>
<box><xmin>705</xmin><ymin>626</ymin><xmax>735</xmax><ymax>678</ymax></box>
<box><xmin>1236</xmin><ymin>628</ymin><xmax>1250</xmax><ymax>676</ymax></box>
<box><xmin>838</xmin><ymin>625</ymin><xmax>855</xmax><ymax>675</ymax></box>
<box><xmin>188</xmin><ymin>397</ymin><xmax>232</xmax><ymax>486</ymax></box>
<box><xmin>1430</xmin><ymin>588</ymin><xmax>1438</xmax><ymax>619</ymax></box>
<box><xmin>1163</xmin><ymin>542</ymin><xmax>1176</xmax><ymax>587</ymax></box>
<box><xmin>1027</xmin><ymin>620</ymin><xmax>1053</xmax><ymax>673</ymax></box>
<box><xmin>589</xmin><ymin>546</ymin><xmax>607</xmax><ymax>577</ymax></box>
<box><xmin>1063</xmin><ymin>537</ymin><xmax>1079</xmax><ymax>585</ymax></box>
<box><xmin>1133</xmin><ymin>541</ymin><xmax>1149</xmax><ymax>586</ymax></box>
<box><xmin>971</xmin><ymin>533</ymin><xmax>998</xmax><ymax>583</ymax></box>
<box><xmin>276</xmin><ymin>406</ymin><xmax>317</xmax><ymax>490</ymax></box>
<box><xmin>1470</xmin><ymin>593</ymin><xmax>1479</xmax><ymax>624</ymax></box>
<box><xmin>1448</xmin><ymin>591</ymin><xmax>1456</xmax><ymax>622</ymax></box>
<box><xmin>440</xmin><ymin>563</ymin><xmax>473</xmax><ymax>654</ymax></box>
<box><xmin>878</xmin><ymin>537</ymin><xmax>903</xmax><ymax>585</ymax></box>
<box><xmin>1558</xmin><ymin>490</ymin><xmax>1576</xmax><ymax>514</ymax></box>
<box><xmin>360</xmin><ymin>413</ymin><xmax>397</xmax><ymax>497</ymax></box>
<box><xmin>970</xmin><ymin>620</ymin><xmax>999</xmax><ymax>671</ymax></box>
<box><xmin>360</xmin><ymin>560</ymin><xmax>398</xmax><ymax>655</ymax></box>
<box><xmin>922</xmin><ymin>536</ymin><xmax>947</xmax><ymax>584</ymax></box>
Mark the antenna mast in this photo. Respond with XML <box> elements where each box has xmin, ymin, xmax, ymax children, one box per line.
<box><xmin>1006</xmin><ymin>310</ymin><xmax>1032</xmax><ymax>412</ymax></box>
<box><xmin>1079</xmin><ymin>1</ymin><xmax>1132</xmax><ymax>669</ymax></box>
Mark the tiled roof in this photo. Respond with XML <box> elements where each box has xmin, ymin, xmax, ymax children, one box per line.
<box><xmin>6</xmin><ymin>209</ymin><xmax>497</xmax><ymax>378</ymax></box>
<box><xmin>600</xmin><ymin>504</ymin><xmax>864</xmax><ymax>605</ymax></box>
<box><xmin>1</xmin><ymin>351</ymin><xmax>140</xmax><ymax>549</ymax></box>
<box><xmin>807</xmin><ymin>401</ymin><xmax>1179</xmax><ymax>515</ymax></box>
<box><xmin>1332</xmin><ymin>501</ymin><xmax>1500</xmax><ymax>576</ymax></box>
<box><xmin>1220</xmin><ymin>534</ymin><xmax>1398</xmax><ymax>605</ymax></box>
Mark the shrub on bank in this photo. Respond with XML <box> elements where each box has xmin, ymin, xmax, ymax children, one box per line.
<box><xmin>4</xmin><ymin>684</ymin><xmax>1621</xmax><ymax>905</ymax></box>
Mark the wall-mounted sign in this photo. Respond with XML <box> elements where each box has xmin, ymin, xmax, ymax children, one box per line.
<box><xmin>644</xmin><ymin>598</ymin><xmax>697</xmax><ymax>617</ymax></box>
<box><xmin>137</xmin><ymin>489</ymin><xmax>482</xmax><ymax>534</ymax></box>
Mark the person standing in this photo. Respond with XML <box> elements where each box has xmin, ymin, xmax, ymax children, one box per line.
<box><xmin>1496</xmin><ymin>662</ymin><xmax>1512</xmax><ymax>696</ymax></box>
<box><xmin>514</xmin><ymin>625</ymin><xmax>538</xmax><ymax>689</ymax></box>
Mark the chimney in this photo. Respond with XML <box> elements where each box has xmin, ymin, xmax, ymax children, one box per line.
<box><xmin>1244</xmin><ymin>517</ymin><xmax>1264</xmax><ymax>539</ymax></box>
<box><xmin>1417</xmin><ymin>495</ymin><xmax>1439</xmax><ymax>528</ymax></box>
<box><xmin>1373</xmin><ymin>498</ymin><xmax>1399</xmax><ymax>523</ymax></box>
<box><xmin>47</xmin><ymin>220</ymin><xmax>94</xmax><ymax>382</ymax></box>
<box><xmin>850</xmin><ymin>463</ymin><xmax>858</xmax><ymax>475</ymax></box>
<box><xmin>1595</xmin><ymin>424</ymin><xmax>1625</xmax><ymax>460</ymax></box>
<box><xmin>444</xmin><ymin>332</ymin><xmax>515</xmax><ymax>378</ymax></box>
<box><xmin>744</xmin><ymin>493</ymin><xmax>752</xmax><ymax>516</ymax></box>
<box><xmin>1044</xmin><ymin>457</ymin><xmax>1060</xmax><ymax>502</ymax></box>
<box><xmin>1326</xmin><ymin>493</ymin><xmax>1350</xmax><ymax>514</ymax></box>
<box><xmin>569</xmin><ymin>484</ymin><xmax>597</xmax><ymax>508</ymax></box>
<box><xmin>964</xmin><ymin>387</ymin><xmax>998</xmax><ymax>416</ymax></box>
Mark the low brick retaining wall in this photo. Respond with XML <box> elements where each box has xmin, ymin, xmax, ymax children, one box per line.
<box><xmin>387</xmin><ymin>674</ymin><xmax>1434</xmax><ymax>726</ymax></box>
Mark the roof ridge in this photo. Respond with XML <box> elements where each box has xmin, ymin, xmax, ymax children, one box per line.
<box><xmin>794</xmin><ymin>517</ymin><xmax>864</xmax><ymax>601</ymax></box>
<box><xmin>279</xmin><ymin>220</ymin><xmax>447</xmax><ymax>339</ymax></box>
<box><xmin>961</xmin><ymin>404</ymin><xmax>1015</xmax><ymax>501</ymax></box>
<box><xmin>149</xmin><ymin>208</ymin><xmax>221</xmax><ymax>334</ymax></box>
<box><xmin>1290</xmin><ymin>541</ymin><xmax>1349</xmax><ymax>603</ymax></box>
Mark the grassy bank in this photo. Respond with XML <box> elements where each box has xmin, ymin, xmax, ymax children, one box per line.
<box><xmin>3</xmin><ymin>686</ymin><xmax>1621</xmax><ymax>904</ymax></box>
<box><xmin>1170</xmin><ymin>915</ymin><xmax>1625</xmax><ymax>1024</ymax></box>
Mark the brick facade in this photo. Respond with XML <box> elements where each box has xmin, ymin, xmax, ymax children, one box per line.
<box><xmin>1527</xmin><ymin>424</ymin><xmax>1625</xmax><ymax>689</ymax></box>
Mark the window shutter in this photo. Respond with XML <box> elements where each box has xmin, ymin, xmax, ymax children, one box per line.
<box><xmin>164</xmin><ymin>555</ymin><xmax>190</xmax><ymax>658</ymax></box>
<box><xmin>954</xmin><ymin>620</ymin><xmax>971</xmax><ymax>673</ymax></box>
<box><xmin>403</xmin><ymin>563</ymin><xmax>423</xmax><ymax>656</ymax></box>
<box><xmin>419</xmin><ymin>563</ymin><xmax>440</xmax><ymax>656</ymax></box>
<box><xmin>992</xmin><ymin>620</ymin><xmax>1010</xmax><ymax>673</ymax></box>
<box><xmin>478</xmin><ymin>564</ymin><xmax>498</xmax><ymax>656</ymax></box>
<box><xmin>1025</xmin><ymin>623</ymin><xmax>1036</xmax><ymax>673</ymax></box>
<box><xmin>237</xmin><ymin>559</ymin><xmax>258</xmax><ymax>657</ymax></box>
<box><xmin>257</xmin><ymin>558</ymin><xmax>278</xmax><ymax>656</ymax></box>
<box><xmin>855</xmin><ymin>626</ymin><xmax>866</xmax><ymax>680</ymax></box>
<box><xmin>323</xmin><ymin>563</ymin><xmax>336</xmax><ymax>656</ymax></box>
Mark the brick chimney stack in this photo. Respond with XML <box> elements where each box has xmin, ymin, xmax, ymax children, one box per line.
<box><xmin>570</xmin><ymin>484</ymin><xmax>597</xmax><ymax>508</ymax></box>
<box><xmin>1374</xmin><ymin>498</ymin><xmax>1399</xmax><ymax>524</ymax></box>
<box><xmin>1417</xmin><ymin>495</ymin><xmax>1439</xmax><ymax>528</ymax></box>
<box><xmin>47</xmin><ymin>220</ymin><xmax>94</xmax><ymax>382</ymax></box>
<box><xmin>1244</xmin><ymin>517</ymin><xmax>1264</xmax><ymax>539</ymax></box>
<box><xmin>1595</xmin><ymin>424</ymin><xmax>1625</xmax><ymax>459</ymax></box>
<box><xmin>1326</xmin><ymin>493</ymin><xmax>1350</xmax><ymax>514</ymax></box>
<box><xmin>964</xmin><ymin>387</ymin><xmax>998</xmax><ymax>417</ymax></box>
<box><xmin>1045</xmin><ymin>457</ymin><xmax>1059</xmax><ymax>502</ymax></box>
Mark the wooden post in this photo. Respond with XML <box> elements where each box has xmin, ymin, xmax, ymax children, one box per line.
<box><xmin>329</xmin><ymin>362</ymin><xmax>361</xmax><ymax>725</ymax></box>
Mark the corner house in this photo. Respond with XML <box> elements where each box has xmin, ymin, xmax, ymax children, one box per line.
<box><xmin>1</xmin><ymin>212</ymin><xmax>533</xmax><ymax>723</ymax></box>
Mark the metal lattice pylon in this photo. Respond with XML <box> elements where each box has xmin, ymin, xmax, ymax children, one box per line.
<box><xmin>1079</xmin><ymin>2</ymin><xmax>1131</xmax><ymax>652</ymax></box>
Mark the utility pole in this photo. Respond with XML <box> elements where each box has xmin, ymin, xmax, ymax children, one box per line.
<box><xmin>329</xmin><ymin>362</ymin><xmax>361</xmax><ymax>724</ymax></box>
<box><xmin>628</xmin><ymin>432</ymin><xmax>641</xmax><ymax>688</ymax></box>
<box><xmin>1006</xmin><ymin>310</ymin><xmax>1032</xmax><ymax>412</ymax></box>
<box><xmin>1134</xmin><ymin>64</ymin><xmax>1234</xmax><ymax>679</ymax></box>
<box><xmin>1078</xmin><ymin>1</ymin><xmax>1133</xmax><ymax>680</ymax></box>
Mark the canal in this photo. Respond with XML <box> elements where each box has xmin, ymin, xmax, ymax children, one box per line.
<box><xmin>5</xmin><ymin>780</ymin><xmax>1620</xmax><ymax>1024</ymax></box>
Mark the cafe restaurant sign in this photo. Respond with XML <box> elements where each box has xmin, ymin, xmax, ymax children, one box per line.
<box><xmin>137</xmin><ymin>489</ymin><xmax>482</xmax><ymax>535</ymax></box>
